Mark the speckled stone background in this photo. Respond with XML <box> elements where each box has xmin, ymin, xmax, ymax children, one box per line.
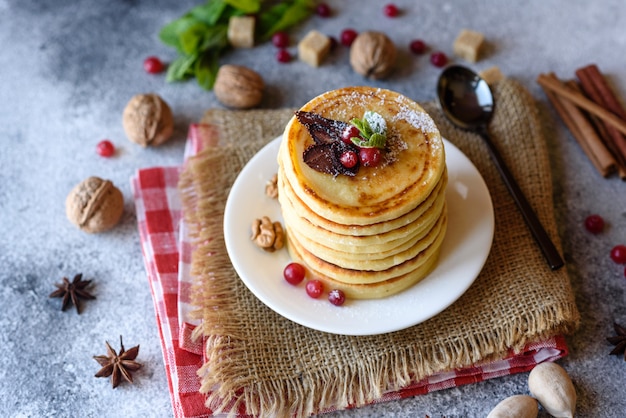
<box><xmin>1</xmin><ymin>1</ymin><xmax>625</xmax><ymax>417</ymax></box>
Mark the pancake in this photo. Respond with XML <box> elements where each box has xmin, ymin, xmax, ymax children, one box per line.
<box><xmin>278</xmin><ymin>164</ymin><xmax>448</xmax><ymax>237</ymax></box>
<box><xmin>281</xmin><ymin>194</ymin><xmax>444</xmax><ymax>253</ymax></box>
<box><xmin>278</xmin><ymin>168</ymin><xmax>447</xmax><ymax>249</ymax></box>
<box><xmin>286</xmin><ymin>232</ymin><xmax>444</xmax><ymax>300</ymax></box>
<box><xmin>287</xmin><ymin>208</ymin><xmax>447</xmax><ymax>271</ymax></box>
<box><xmin>279</xmin><ymin>87</ymin><xmax>445</xmax><ymax>225</ymax></box>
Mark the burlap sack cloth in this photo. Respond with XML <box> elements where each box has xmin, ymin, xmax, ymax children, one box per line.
<box><xmin>180</xmin><ymin>78</ymin><xmax>580</xmax><ymax>417</ymax></box>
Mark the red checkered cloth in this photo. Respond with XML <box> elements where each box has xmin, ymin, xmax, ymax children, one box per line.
<box><xmin>131</xmin><ymin>124</ymin><xmax>569</xmax><ymax>417</ymax></box>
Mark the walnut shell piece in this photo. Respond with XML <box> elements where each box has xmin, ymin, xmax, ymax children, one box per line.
<box><xmin>66</xmin><ymin>176</ymin><xmax>124</xmax><ymax>233</ymax></box>
<box><xmin>122</xmin><ymin>93</ymin><xmax>174</xmax><ymax>147</ymax></box>
<box><xmin>214</xmin><ymin>64</ymin><xmax>264</xmax><ymax>109</ymax></box>
<box><xmin>349</xmin><ymin>31</ymin><xmax>397</xmax><ymax>79</ymax></box>
<box><xmin>251</xmin><ymin>216</ymin><xmax>284</xmax><ymax>252</ymax></box>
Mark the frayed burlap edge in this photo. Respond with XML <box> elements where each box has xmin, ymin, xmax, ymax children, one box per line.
<box><xmin>180</xmin><ymin>80</ymin><xmax>580</xmax><ymax>417</ymax></box>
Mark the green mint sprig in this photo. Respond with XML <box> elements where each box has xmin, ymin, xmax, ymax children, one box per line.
<box><xmin>159</xmin><ymin>0</ymin><xmax>314</xmax><ymax>90</ymax></box>
<box><xmin>350</xmin><ymin>111</ymin><xmax>388</xmax><ymax>148</ymax></box>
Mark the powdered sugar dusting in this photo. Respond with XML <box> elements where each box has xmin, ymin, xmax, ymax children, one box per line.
<box><xmin>391</xmin><ymin>100</ymin><xmax>438</xmax><ymax>134</ymax></box>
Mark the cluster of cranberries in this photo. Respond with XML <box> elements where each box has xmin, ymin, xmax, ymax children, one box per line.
<box><xmin>409</xmin><ymin>38</ymin><xmax>448</xmax><ymax>67</ymax></box>
<box><xmin>283</xmin><ymin>262</ymin><xmax>346</xmax><ymax>306</ymax></box>
<box><xmin>335</xmin><ymin>12</ymin><xmax>447</xmax><ymax>68</ymax></box>
<box><xmin>258</xmin><ymin>2</ymin><xmax>448</xmax><ymax>69</ymax></box>
<box><xmin>271</xmin><ymin>31</ymin><xmax>292</xmax><ymax>63</ymax></box>
<box><xmin>584</xmin><ymin>214</ymin><xmax>626</xmax><ymax>277</ymax></box>
<box><xmin>340</xmin><ymin>125</ymin><xmax>382</xmax><ymax>167</ymax></box>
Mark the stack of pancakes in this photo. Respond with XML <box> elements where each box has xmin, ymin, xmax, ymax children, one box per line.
<box><xmin>277</xmin><ymin>87</ymin><xmax>447</xmax><ymax>299</ymax></box>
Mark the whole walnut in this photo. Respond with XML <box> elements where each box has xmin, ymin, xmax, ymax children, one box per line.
<box><xmin>349</xmin><ymin>31</ymin><xmax>397</xmax><ymax>79</ymax></box>
<box><xmin>66</xmin><ymin>176</ymin><xmax>124</xmax><ymax>233</ymax></box>
<box><xmin>122</xmin><ymin>93</ymin><xmax>174</xmax><ymax>147</ymax></box>
<box><xmin>213</xmin><ymin>64</ymin><xmax>264</xmax><ymax>109</ymax></box>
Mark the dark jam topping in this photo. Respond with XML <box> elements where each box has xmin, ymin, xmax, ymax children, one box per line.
<box><xmin>296</xmin><ymin>111</ymin><xmax>359</xmax><ymax>176</ymax></box>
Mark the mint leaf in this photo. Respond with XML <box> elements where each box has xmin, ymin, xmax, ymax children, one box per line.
<box><xmin>179</xmin><ymin>22</ymin><xmax>211</xmax><ymax>55</ymax></box>
<box><xmin>166</xmin><ymin>54</ymin><xmax>197</xmax><ymax>82</ymax></box>
<box><xmin>224</xmin><ymin>0</ymin><xmax>261</xmax><ymax>14</ymax></box>
<box><xmin>190</xmin><ymin>0</ymin><xmax>228</xmax><ymax>25</ymax></box>
<box><xmin>195</xmin><ymin>52</ymin><xmax>220</xmax><ymax>89</ymax></box>
<box><xmin>159</xmin><ymin>16</ymin><xmax>198</xmax><ymax>51</ymax></box>
<box><xmin>364</xmin><ymin>110</ymin><xmax>387</xmax><ymax>136</ymax></box>
<box><xmin>368</xmin><ymin>133</ymin><xmax>386</xmax><ymax>148</ymax></box>
<box><xmin>198</xmin><ymin>25</ymin><xmax>229</xmax><ymax>51</ymax></box>
<box><xmin>260</xmin><ymin>0</ymin><xmax>314</xmax><ymax>39</ymax></box>
<box><xmin>350</xmin><ymin>117</ymin><xmax>373</xmax><ymax>139</ymax></box>
<box><xmin>349</xmin><ymin>111</ymin><xmax>388</xmax><ymax>149</ymax></box>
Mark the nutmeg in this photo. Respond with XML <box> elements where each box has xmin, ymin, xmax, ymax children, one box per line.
<box><xmin>66</xmin><ymin>176</ymin><xmax>124</xmax><ymax>233</ymax></box>
<box><xmin>122</xmin><ymin>93</ymin><xmax>174</xmax><ymax>147</ymax></box>
<box><xmin>349</xmin><ymin>31</ymin><xmax>397</xmax><ymax>79</ymax></box>
<box><xmin>213</xmin><ymin>64</ymin><xmax>264</xmax><ymax>109</ymax></box>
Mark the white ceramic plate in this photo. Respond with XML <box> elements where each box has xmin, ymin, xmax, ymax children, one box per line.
<box><xmin>224</xmin><ymin>136</ymin><xmax>494</xmax><ymax>336</ymax></box>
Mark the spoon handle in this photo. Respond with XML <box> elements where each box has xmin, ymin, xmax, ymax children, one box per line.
<box><xmin>479</xmin><ymin>131</ymin><xmax>564</xmax><ymax>270</ymax></box>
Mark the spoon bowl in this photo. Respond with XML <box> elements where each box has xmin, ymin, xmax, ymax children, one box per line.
<box><xmin>437</xmin><ymin>65</ymin><xmax>494</xmax><ymax>130</ymax></box>
<box><xmin>436</xmin><ymin>65</ymin><xmax>564</xmax><ymax>270</ymax></box>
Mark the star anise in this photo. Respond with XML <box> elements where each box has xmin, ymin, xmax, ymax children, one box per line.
<box><xmin>607</xmin><ymin>322</ymin><xmax>626</xmax><ymax>361</ymax></box>
<box><xmin>49</xmin><ymin>273</ymin><xmax>95</xmax><ymax>314</ymax></box>
<box><xmin>94</xmin><ymin>336</ymin><xmax>142</xmax><ymax>388</ymax></box>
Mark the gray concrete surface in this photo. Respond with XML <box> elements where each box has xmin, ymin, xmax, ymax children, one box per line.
<box><xmin>1</xmin><ymin>0</ymin><xmax>625</xmax><ymax>416</ymax></box>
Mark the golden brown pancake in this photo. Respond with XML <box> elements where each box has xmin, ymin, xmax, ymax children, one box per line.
<box><xmin>286</xmin><ymin>233</ymin><xmax>444</xmax><ymax>300</ymax></box>
<box><xmin>287</xmin><ymin>209</ymin><xmax>447</xmax><ymax>274</ymax></box>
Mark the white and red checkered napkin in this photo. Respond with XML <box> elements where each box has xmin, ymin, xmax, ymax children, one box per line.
<box><xmin>131</xmin><ymin>124</ymin><xmax>569</xmax><ymax>417</ymax></box>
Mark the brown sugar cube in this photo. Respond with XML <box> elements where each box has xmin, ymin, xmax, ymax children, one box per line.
<box><xmin>227</xmin><ymin>16</ymin><xmax>255</xmax><ymax>48</ymax></box>
<box><xmin>479</xmin><ymin>66</ymin><xmax>505</xmax><ymax>85</ymax></box>
<box><xmin>298</xmin><ymin>30</ymin><xmax>331</xmax><ymax>67</ymax></box>
<box><xmin>453</xmin><ymin>29</ymin><xmax>485</xmax><ymax>62</ymax></box>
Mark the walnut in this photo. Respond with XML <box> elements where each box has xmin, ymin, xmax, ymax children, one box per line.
<box><xmin>214</xmin><ymin>64</ymin><xmax>264</xmax><ymax>109</ymax></box>
<box><xmin>265</xmin><ymin>173</ymin><xmax>278</xmax><ymax>199</ymax></box>
<box><xmin>122</xmin><ymin>93</ymin><xmax>174</xmax><ymax>147</ymax></box>
<box><xmin>349</xmin><ymin>31</ymin><xmax>397</xmax><ymax>79</ymax></box>
<box><xmin>251</xmin><ymin>216</ymin><xmax>284</xmax><ymax>252</ymax></box>
<box><xmin>66</xmin><ymin>176</ymin><xmax>124</xmax><ymax>233</ymax></box>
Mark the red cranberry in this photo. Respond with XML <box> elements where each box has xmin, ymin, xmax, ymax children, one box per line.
<box><xmin>383</xmin><ymin>3</ymin><xmax>400</xmax><ymax>17</ymax></box>
<box><xmin>271</xmin><ymin>31</ymin><xmax>289</xmax><ymax>48</ymax></box>
<box><xmin>610</xmin><ymin>245</ymin><xmax>626</xmax><ymax>264</ymax></box>
<box><xmin>96</xmin><ymin>140</ymin><xmax>115</xmax><ymax>157</ymax></box>
<box><xmin>430</xmin><ymin>51</ymin><xmax>448</xmax><ymax>67</ymax></box>
<box><xmin>340</xmin><ymin>150</ymin><xmax>358</xmax><ymax>168</ymax></box>
<box><xmin>584</xmin><ymin>214</ymin><xmax>605</xmax><ymax>234</ymax></box>
<box><xmin>341</xmin><ymin>125</ymin><xmax>361</xmax><ymax>144</ymax></box>
<box><xmin>305</xmin><ymin>280</ymin><xmax>324</xmax><ymax>299</ymax></box>
<box><xmin>328</xmin><ymin>289</ymin><xmax>346</xmax><ymax>306</ymax></box>
<box><xmin>340</xmin><ymin>29</ymin><xmax>358</xmax><ymax>46</ymax></box>
<box><xmin>283</xmin><ymin>262</ymin><xmax>306</xmax><ymax>285</ymax></box>
<box><xmin>409</xmin><ymin>39</ymin><xmax>427</xmax><ymax>54</ymax></box>
<box><xmin>143</xmin><ymin>56</ymin><xmax>165</xmax><ymax>74</ymax></box>
<box><xmin>276</xmin><ymin>49</ymin><xmax>292</xmax><ymax>63</ymax></box>
<box><xmin>359</xmin><ymin>147</ymin><xmax>381</xmax><ymax>167</ymax></box>
<box><xmin>316</xmin><ymin>2</ymin><xmax>331</xmax><ymax>17</ymax></box>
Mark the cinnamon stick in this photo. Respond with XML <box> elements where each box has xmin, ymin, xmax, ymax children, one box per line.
<box><xmin>577</xmin><ymin>64</ymin><xmax>626</xmax><ymax>119</ymax></box>
<box><xmin>539</xmin><ymin>74</ymin><xmax>615</xmax><ymax>176</ymax></box>
<box><xmin>537</xmin><ymin>73</ymin><xmax>626</xmax><ymax>137</ymax></box>
<box><xmin>575</xmin><ymin>64</ymin><xmax>626</xmax><ymax>177</ymax></box>
<box><xmin>564</xmin><ymin>80</ymin><xmax>619</xmax><ymax>176</ymax></box>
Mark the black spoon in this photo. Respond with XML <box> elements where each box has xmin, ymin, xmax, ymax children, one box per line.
<box><xmin>437</xmin><ymin>65</ymin><xmax>564</xmax><ymax>270</ymax></box>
